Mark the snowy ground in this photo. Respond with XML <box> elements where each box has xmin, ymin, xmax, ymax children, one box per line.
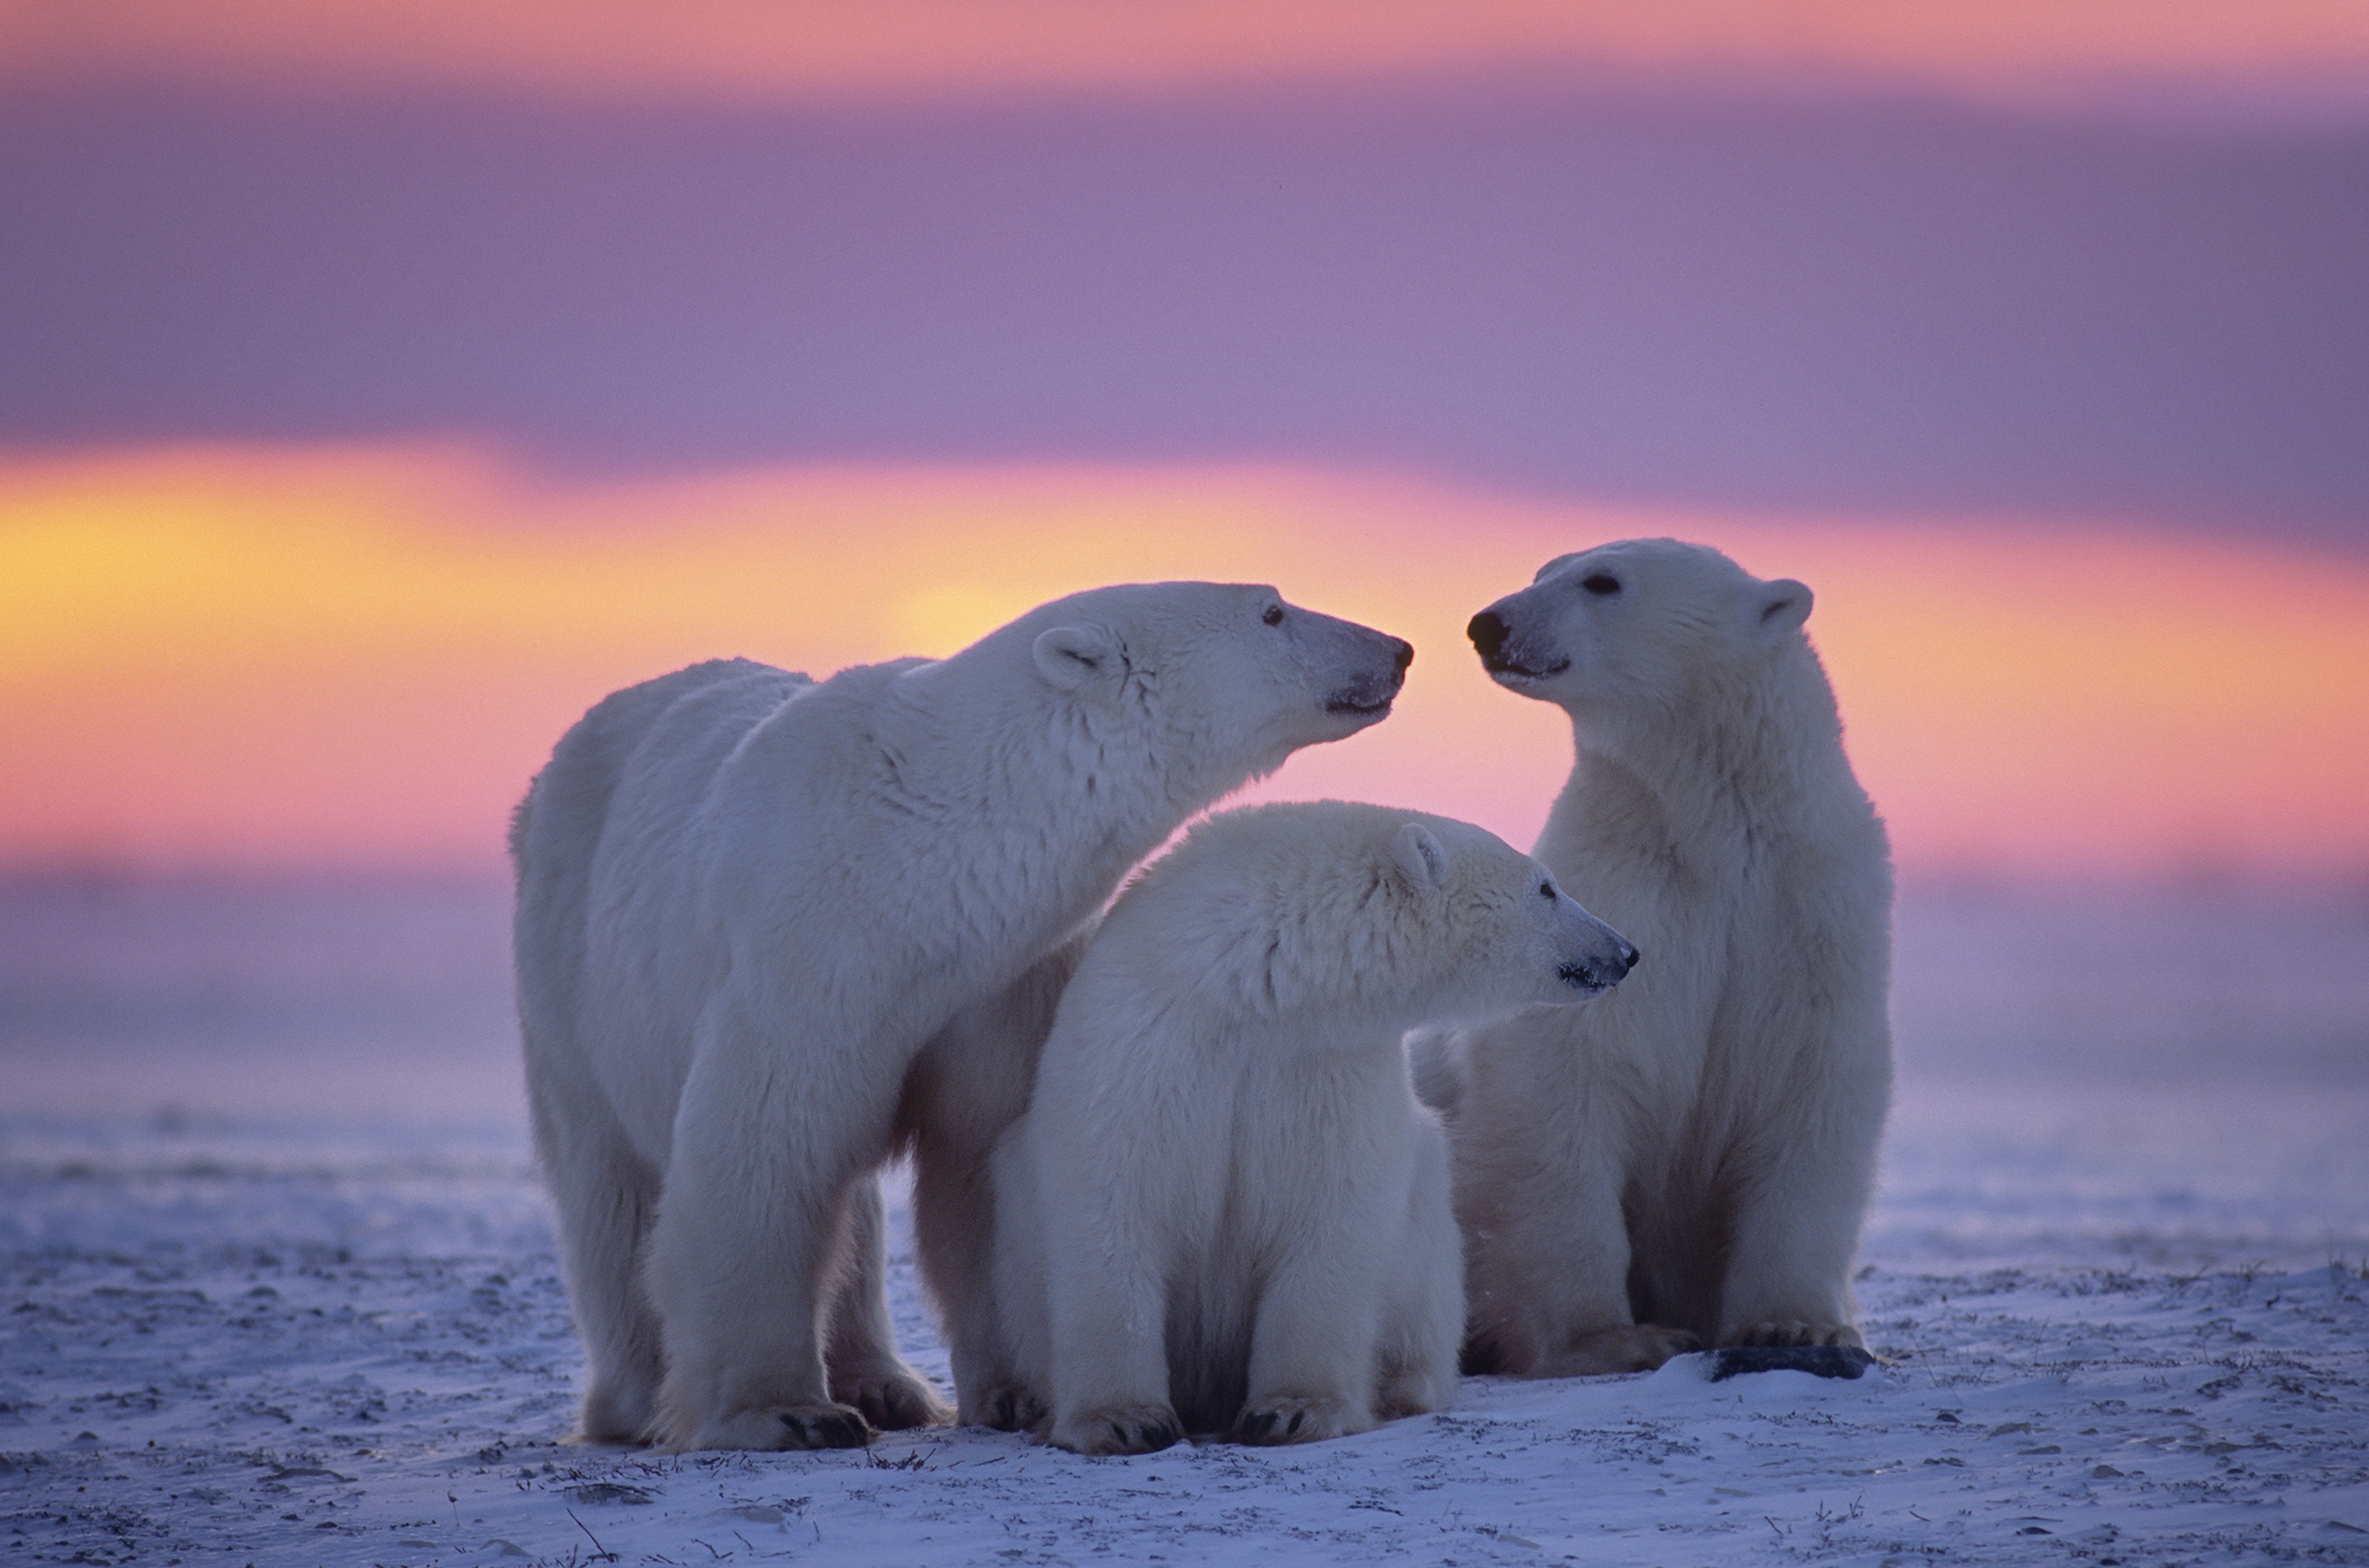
<box><xmin>3</xmin><ymin>880</ymin><xmax>2366</xmax><ymax>1566</ymax></box>
<box><xmin>5</xmin><ymin>1102</ymin><xmax>2366</xmax><ymax>1568</ymax></box>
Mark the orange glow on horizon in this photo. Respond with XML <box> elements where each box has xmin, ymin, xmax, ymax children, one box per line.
<box><xmin>6</xmin><ymin>445</ymin><xmax>2366</xmax><ymax>885</ymax></box>
<box><xmin>7</xmin><ymin>2</ymin><xmax>2368</xmax><ymax>108</ymax></box>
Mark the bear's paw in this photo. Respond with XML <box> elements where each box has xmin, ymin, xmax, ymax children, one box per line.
<box><xmin>1373</xmin><ymin>1368</ymin><xmax>1456</xmax><ymax>1422</ymax></box>
<box><xmin>1052</xmin><ymin>1403</ymin><xmax>1183</xmax><ymax>1456</ymax></box>
<box><xmin>574</xmin><ymin>1379</ymin><xmax>657</xmax><ymax>1446</ymax></box>
<box><xmin>1544</xmin><ymin>1324</ymin><xmax>1703</xmax><ymax>1377</ymax></box>
<box><xmin>975</xmin><ymin>1382</ymin><xmax>1049</xmax><ymax>1434</ymax></box>
<box><xmin>667</xmin><ymin>1402</ymin><xmax>877</xmax><ymax>1451</ymax></box>
<box><xmin>830</xmin><ymin>1366</ymin><xmax>951</xmax><ymax>1432</ymax></box>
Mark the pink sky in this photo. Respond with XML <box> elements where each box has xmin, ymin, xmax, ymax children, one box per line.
<box><xmin>7</xmin><ymin>447</ymin><xmax>2364</xmax><ymax>885</ymax></box>
<box><xmin>8</xmin><ymin>5</ymin><xmax>2365</xmax><ymax>890</ymax></box>
<box><xmin>12</xmin><ymin>1</ymin><xmax>2369</xmax><ymax>111</ymax></box>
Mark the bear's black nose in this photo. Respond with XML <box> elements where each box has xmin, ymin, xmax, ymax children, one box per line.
<box><xmin>1391</xmin><ymin>638</ymin><xmax>1415</xmax><ymax>672</ymax></box>
<box><xmin>1467</xmin><ymin>610</ymin><xmax>1508</xmax><ymax>659</ymax></box>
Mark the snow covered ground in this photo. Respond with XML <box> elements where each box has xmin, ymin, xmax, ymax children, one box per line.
<box><xmin>4</xmin><ymin>878</ymin><xmax>2366</xmax><ymax>1566</ymax></box>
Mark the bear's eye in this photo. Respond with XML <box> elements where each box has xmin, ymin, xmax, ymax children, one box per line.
<box><xmin>1538</xmin><ymin>879</ymin><xmax>1556</xmax><ymax>900</ymax></box>
<box><xmin>1261</xmin><ymin>604</ymin><xmax>1285</xmax><ymax>627</ymax></box>
<box><xmin>1582</xmin><ymin>573</ymin><xmax>1621</xmax><ymax>597</ymax></box>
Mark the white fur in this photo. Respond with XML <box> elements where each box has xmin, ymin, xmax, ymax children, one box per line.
<box><xmin>985</xmin><ymin>801</ymin><xmax>1637</xmax><ymax>1453</ymax></box>
<box><xmin>1438</xmin><ymin>538</ymin><xmax>1893</xmax><ymax>1376</ymax></box>
<box><xmin>510</xmin><ymin>584</ymin><xmax>1411</xmax><ymax>1451</ymax></box>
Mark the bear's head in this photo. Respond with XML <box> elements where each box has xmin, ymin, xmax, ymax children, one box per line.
<box><xmin>1023</xmin><ymin>583</ymin><xmax>1414</xmax><ymax>784</ymax></box>
<box><xmin>1382</xmin><ymin>813</ymin><xmax>1638</xmax><ymax>1021</ymax></box>
<box><xmin>1464</xmin><ymin>538</ymin><xmax>1813</xmax><ymax>730</ymax></box>
<box><xmin>1142</xmin><ymin>802</ymin><xmax>1636</xmax><ymax>1029</ymax></box>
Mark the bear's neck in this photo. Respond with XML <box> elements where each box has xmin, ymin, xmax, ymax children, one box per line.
<box><xmin>1547</xmin><ymin>647</ymin><xmax>1870</xmax><ymax>860</ymax></box>
<box><xmin>870</xmin><ymin>670</ymin><xmax>1243</xmax><ymax>961</ymax></box>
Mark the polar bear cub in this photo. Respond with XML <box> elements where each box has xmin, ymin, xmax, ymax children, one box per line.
<box><xmin>989</xmin><ymin>801</ymin><xmax>1637</xmax><ymax>1454</ymax></box>
<box><xmin>1440</xmin><ymin>538</ymin><xmax>1892</xmax><ymax>1377</ymax></box>
<box><xmin>512</xmin><ymin>584</ymin><xmax>1411</xmax><ymax>1451</ymax></box>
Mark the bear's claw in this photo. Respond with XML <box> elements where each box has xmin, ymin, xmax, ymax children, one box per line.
<box><xmin>779</xmin><ymin>1406</ymin><xmax>875</xmax><ymax>1449</ymax></box>
<box><xmin>1112</xmin><ymin>1418</ymin><xmax>1178</xmax><ymax>1451</ymax></box>
<box><xmin>1233</xmin><ymin>1395</ymin><xmax>1359</xmax><ymax>1446</ymax></box>
<box><xmin>1236</xmin><ymin>1408</ymin><xmax>1289</xmax><ymax>1440</ymax></box>
<box><xmin>1725</xmin><ymin>1320</ymin><xmax>1864</xmax><ymax>1350</ymax></box>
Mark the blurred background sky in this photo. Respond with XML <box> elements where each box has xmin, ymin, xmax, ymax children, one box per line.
<box><xmin>6</xmin><ymin>0</ymin><xmax>2369</xmax><ymax>888</ymax></box>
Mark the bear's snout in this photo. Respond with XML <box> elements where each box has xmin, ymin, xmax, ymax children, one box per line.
<box><xmin>1558</xmin><ymin>938</ymin><xmax>1637</xmax><ymax>996</ymax></box>
<box><xmin>1469</xmin><ymin>602</ymin><xmax>1570</xmax><ymax>683</ymax></box>
<box><xmin>1324</xmin><ymin>636</ymin><xmax>1412</xmax><ymax>715</ymax></box>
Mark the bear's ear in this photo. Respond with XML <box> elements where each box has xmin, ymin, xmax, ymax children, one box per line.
<box><xmin>1032</xmin><ymin>624</ymin><xmax>1125</xmax><ymax>692</ymax></box>
<box><xmin>1391</xmin><ymin>822</ymin><xmax>1452</xmax><ymax>892</ymax></box>
<box><xmin>1753</xmin><ymin>578</ymin><xmax>1813</xmax><ymax>640</ymax></box>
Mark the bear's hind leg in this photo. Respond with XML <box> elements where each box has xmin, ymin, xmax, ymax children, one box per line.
<box><xmin>824</xmin><ymin>1176</ymin><xmax>953</xmax><ymax>1431</ymax></box>
<box><xmin>1457</xmin><ymin>1125</ymin><xmax>1699</xmax><ymax>1377</ymax></box>
<box><xmin>1372</xmin><ymin>1119</ymin><xmax>1464</xmax><ymax>1421</ymax></box>
<box><xmin>900</xmin><ymin>944</ymin><xmax>1084</xmax><ymax>1427</ymax></box>
<box><xmin>531</xmin><ymin>1083</ymin><xmax>666</xmax><ymax>1444</ymax></box>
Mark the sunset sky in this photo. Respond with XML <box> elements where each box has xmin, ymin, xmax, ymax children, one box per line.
<box><xmin>6</xmin><ymin>3</ymin><xmax>2366</xmax><ymax>887</ymax></box>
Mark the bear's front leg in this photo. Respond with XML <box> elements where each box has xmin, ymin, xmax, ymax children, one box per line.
<box><xmin>1041</xmin><ymin>1243</ymin><xmax>1183</xmax><ymax>1454</ymax></box>
<box><xmin>1234</xmin><ymin>1162</ymin><xmax>1388</xmax><ymax>1445</ymax></box>
<box><xmin>1712</xmin><ymin>1054</ymin><xmax>1888</xmax><ymax>1353</ymax></box>
<box><xmin>1036</xmin><ymin>1143</ymin><xmax>1185</xmax><ymax>1455</ymax></box>
<box><xmin>642</xmin><ymin>1019</ymin><xmax>890</xmax><ymax>1451</ymax></box>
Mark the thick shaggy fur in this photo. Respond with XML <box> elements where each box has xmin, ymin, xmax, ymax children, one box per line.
<box><xmin>1436</xmin><ymin>539</ymin><xmax>1893</xmax><ymax>1377</ymax></box>
<box><xmin>986</xmin><ymin>802</ymin><xmax>1638</xmax><ymax>1454</ymax></box>
<box><xmin>511</xmin><ymin>584</ymin><xmax>1410</xmax><ymax>1451</ymax></box>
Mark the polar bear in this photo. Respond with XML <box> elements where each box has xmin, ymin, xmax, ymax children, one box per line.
<box><xmin>1436</xmin><ymin>538</ymin><xmax>1892</xmax><ymax>1376</ymax></box>
<box><xmin>984</xmin><ymin>801</ymin><xmax>1638</xmax><ymax>1454</ymax></box>
<box><xmin>510</xmin><ymin>584</ymin><xmax>1412</xmax><ymax>1451</ymax></box>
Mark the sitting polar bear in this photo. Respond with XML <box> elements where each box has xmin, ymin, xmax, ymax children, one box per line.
<box><xmin>510</xmin><ymin>584</ymin><xmax>1412</xmax><ymax>1451</ymax></box>
<box><xmin>1431</xmin><ymin>538</ymin><xmax>1892</xmax><ymax>1377</ymax></box>
<box><xmin>984</xmin><ymin>801</ymin><xmax>1638</xmax><ymax>1454</ymax></box>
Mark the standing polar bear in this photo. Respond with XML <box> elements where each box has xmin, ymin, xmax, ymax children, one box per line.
<box><xmin>986</xmin><ymin>802</ymin><xmax>1638</xmax><ymax>1454</ymax></box>
<box><xmin>1438</xmin><ymin>538</ymin><xmax>1892</xmax><ymax>1376</ymax></box>
<box><xmin>511</xmin><ymin>584</ymin><xmax>1412</xmax><ymax>1451</ymax></box>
